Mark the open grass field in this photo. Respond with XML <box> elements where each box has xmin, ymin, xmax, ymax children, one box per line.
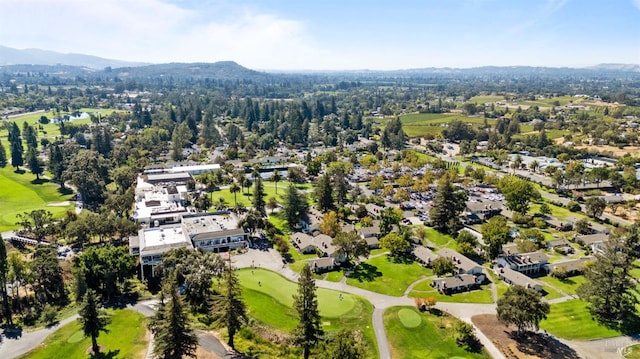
<box><xmin>408</xmin><ymin>280</ymin><xmax>494</xmax><ymax>304</ymax></box>
<box><xmin>237</xmin><ymin>268</ymin><xmax>377</xmax><ymax>357</ymax></box>
<box><xmin>384</xmin><ymin>306</ymin><xmax>490</xmax><ymax>359</ymax></box>
<box><xmin>538</xmin><ymin>275</ymin><xmax>586</xmax><ymax>296</ymax></box>
<box><xmin>346</xmin><ymin>255</ymin><xmax>433</xmax><ymax>296</ymax></box>
<box><xmin>468</xmin><ymin>95</ymin><xmax>506</xmax><ymax>104</ymax></box>
<box><xmin>396</xmin><ymin>112</ymin><xmax>493</xmax><ymax>138</ymax></box>
<box><xmin>0</xmin><ymin>166</ymin><xmax>73</xmax><ymax>232</ymax></box>
<box><xmin>20</xmin><ymin>309</ymin><xmax>148</xmax><ymax>359</ymax></box>
<box><xmin>539</xmin><ymin>300</ymin><xmax>621</xmax><ymax>340</ymax></box>
<box><xmin>424</xmin><ymin>227</ymin><xmax>455</xmax><ymax>247</ymax></box>
<box><xmin>211</xmin><ymin>181</ymin><xmax>310</xmax><ymax>210</ymax></box>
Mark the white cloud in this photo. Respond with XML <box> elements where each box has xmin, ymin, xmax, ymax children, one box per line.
<box><xmin>0</xmin><ymin>0</ymin><xmax>336</xmax><ymax>69</ymax></box>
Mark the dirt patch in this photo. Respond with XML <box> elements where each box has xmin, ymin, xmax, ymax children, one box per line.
<box><xmin>46</xmin><ymin>201</ymin><xmax>71</xmax><ymax>207</ymax></box>
<box><xmin>472</xmin><ymin>314</ymin><xmax>579</xmax><ymax>359</ymax></box>
<box><xmin>574</xmin><ymin>144</ymin><xmax>640</xmax><ymax>157</ymax></box>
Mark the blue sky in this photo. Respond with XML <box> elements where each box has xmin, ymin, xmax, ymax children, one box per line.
<box><xmin>1</xmin><ymin>0</ymin><xmax>639</xmax><ymax>70</ymax></box>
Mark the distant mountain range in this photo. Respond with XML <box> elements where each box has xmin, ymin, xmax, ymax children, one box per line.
<box><xmin>0</xmin><ymin>45</ymin><xmax>147</xmax><ymax>69</ymax></box>
<box><xmin>1</xmin><ymin>45</ymin><xmax>639</xmax><ymax>79</ymax></box>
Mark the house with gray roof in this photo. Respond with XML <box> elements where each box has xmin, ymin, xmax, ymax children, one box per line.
<box><xmin>309</xmin><ymin>257</ymin><xmax>335</xmax><ymax>273</ymax></box>
<box><xmin>432</xmin><ymin>274</ymin><xmax>483</xmax><ymax>294</ymax></box>
<box><xmin>496</xmin><ymin>267</ymin><xmax>542</xmax><ymax>292</ymax></box>
<box><xmin>546</xmin><ymin>257</ymin><xmax>593</xmax><ymax>276</ymax></box>
<box><xmin>412</xmin><ymin>246</ymin><xmax>437</xmax><ymax>267</ymax></box>
<box><xmin>291</xmin><ymin>232</ymin><xmax>316</xmax><ymax>254</ymax></box>
<box><xmin>437</xmin><ymin>248</ymin><xmax>483</xmax><ymax>275</ymax></box>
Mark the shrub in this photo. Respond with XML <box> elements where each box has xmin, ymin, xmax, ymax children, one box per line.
<box><xmin>533</xmin><ymin>217</ymin><xmax>547</xmax><ymax>229</ymax></box>
<box><xmin>512</xmin><ymin>213</ymin><xmax>533</xmax><ymax>226</ymax></box>
<box><xmin>567</xmin><ymin>201</ymin><xmax>581</xmax><ymax>212</ymax></box>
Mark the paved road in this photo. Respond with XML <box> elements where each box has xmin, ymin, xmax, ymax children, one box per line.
<box><xmin>0</xmin><ymin>314</ymin><xmax>79</xmax><ymax>358</ymax></box>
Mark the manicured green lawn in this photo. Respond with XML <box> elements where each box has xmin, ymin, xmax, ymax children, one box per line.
<box><xmin>408</xmin><ymin>280</ymin><xmax>494</xmax><ymax>304</ymax></box>
<box><xmin>237</xmin><ymin>269</ymin><xmax>377</xmax><ymax>358</ymax></box>
<box><xmin>0</xmin><ymin>166</ymin><xmax>73</xmax><ymax>232</ymax></box>
<box><xmin>468</xmin><ymin>95</ymin><xmax>505</xmax><ymax>104</ymax></box>
<box><xmin>623</xmin><ymin>344</ymin><xmax>640</xmax><ymax>359</ymax></box>
<box><xmin>539</xmin><ymin>300</ymin><xmax>621</xmax><ymax>340</ymax></box>
<box><xmin>424</xmin><ymin>227</ymin><xmax>455</xmax><ymax>247</ymax></box>
<box><xmin>384</xmin><ymin>306</ymin><xmax>490</xmax><ymax>359</ymax></box>
<box><xmin>20</xmin><ymin>309</ymin><xmax>148</xmax><ymax>359</ymax></box>
<box><xmin>538</xmin><ymin>275</ymin><xmax>586</xmax><ymax>296</ymax></box>
<box><xmin>211</xmin><ymin>182</ymin><xmax>310</xmax><ymax>209</ymax></box>
<box><xmin>541</xmin><ymin>285</ymin><xmax>564</xmax><ymax>300</ymax></box>
<box><xmin>346</xmin><ymin>255</ymin><xmax>433</xmax><ymax>296</ymax></box>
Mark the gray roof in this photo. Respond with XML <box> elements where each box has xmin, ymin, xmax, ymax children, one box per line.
<box><xmin>412</xmin><ymin>246</ymin><xmax>437</xmax><ymax>264</ymax></box>
<box><xmin>314</xmin><ymin>234</ymin><xmax>336</xmax><ymax>255</ymax></box>
<box><xmin>309</xmin><ymin>257</ymin><xmax>335</xmax><ymax>269</ymax></box>
<box><xmin>549</xmin><ymin>257</ymin><xmax>594</xmax><ymax>273</ymax></box>
<box><xmin>498</xmin><ymin>267</ymin><xmax>541</xmax><ymax>290</ymax></box>
<box><xmin>437</xmin><ymin>248</ymin><xmax>481</xmax><ymax>272</ymax></box>
<box><xmin>291</xmin><ymin>232</ymin><xmax>315</xmax><ymax>251</ymax></box>
<box><xmin>358</xmin><ymin>226</ymin><xmax>380</xmax><ymax>237</ymax></box>
<box><xmin>547</xmin><ymin>238</ymin><xmax>571</xmax><ymax>247</ymax></box>
<box><xmin>578</xmin><ymin>233</ymin><xmax>609</xmax><ymax>245</ymax></box>
<box><xmin>433</xmin><ymin>274</ymin><xmax>477</xmax><ymax>290</ymax></box>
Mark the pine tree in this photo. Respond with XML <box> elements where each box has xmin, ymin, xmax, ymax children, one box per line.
<box><xmin>0</xmin><ymin>237</ymin><xmax>10</xmax><ymax>324</ymax></box>
<box><xmin>10</xmin><ymin>138</ymin><xmax>23</xmax><ymax>170</ymax></box>
<box><xmin>78</xmin><ymin>289</ymin><xmax>110</xmax><ymax>354</ymax></box>
<box><xmin>48</xmin><ymin>144</ymin><xmax>65</xmax><ymax>185</ymax></box>
<box><xmin>292</xmin><ymin>264</ymin><xmax>324</xmax><ymax>359</ymax></box>
<box><xmin>314</xmin><ymin>173</ymin><xmax>334</xmax><ymax>212</ymax></box>
<box><xmin>253</xmin><ymin>176</ymin><xmax>266</xmax><ymax>217</ymax></box>
<box><xmin>283</xmin><ymin>183</ymin><xmax>309</xmax><ymax>229</ymax></box>
<box><xmin>151</xmin><ymin>276</ymin><xmax>198</xmax><ymax>359</ymax></box>
<box><xmin>211</xmin><ymin>260</ymin><xmax>247</xmax><ymax>348</ymax></box>
<box><xmin>26</xmin><ymin>146</ymin><xmax>42</xmax><ymax>179</ymax></box>
<box><xmin>429</xmin><ymin>174</ymin><xmax>468</xmax><ymax>235</ymax></box>
<box><xmin>0</xmin><ymin>139</ymin><xmax>6</xmax><ymax>168</ymax></box>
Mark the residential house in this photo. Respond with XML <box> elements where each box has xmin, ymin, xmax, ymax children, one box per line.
<box><xmin>437</xmin><ymin>248</ymin><xmax>483</xmax><ymax>275</ymax></box>
<box><xmin>309</xmin><ymin>257</ymin><xmax>335</xmax><ymax>273</ymax></box>
<box><xmin>546</xmin><ymin>257</ymin><xmax>593</xmax><ymax>277</ymax></box>
<box><xmin>497</xmin><ymin>251</ymin><xmax>548</xmax><ymax>275</ymax></box>
<box><xmin>546</xmin><ymin>238</ymin><xmax>574</xmax><ymax>254</ymax></box>
<box><xmin>365</xmin><ymin>203</ymin><xmax>385</xmax><ymax>218</ymax></box>
<box><xmin>432</xmin><ymin>274</ymin><xmax>484</xmax><ymax>294</ymax></box>
<box><xmin>577</xmin><ymin>233</ymin><xmax>609</xmax><ymax>254</ymax></box>
<box><xmin>496</xmin><ymin>267</ymin><xmax>543</xmax><ymax>292</ymax></box>
<box><xmin>412</xmin><ymin>246</ymin><xmax>437</xmax><ymax>267</ymax></box>
<box><xmin>358</xmin><ymin>226</ymin><xmax>381</xmax><ymax>248</ymax></box>
<box><xmin>465</xmin><ymin>201</ymin><xmax>502</xmax><ymax>221</ymax></box>
<box><xmin>291</xmin><ymin>232</ymin><xmax>316</xmax><ymax>254</ymax></box>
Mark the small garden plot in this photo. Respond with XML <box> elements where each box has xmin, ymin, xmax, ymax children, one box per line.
<box><xmin>345</xmin><ymin>255</ymin><xmax>433</xmax><ymax>296</ymax></box>
<box><xmin>384</xmin><ymin>306</ymin><xmax>490</xmax><ymax>359</ymax></box>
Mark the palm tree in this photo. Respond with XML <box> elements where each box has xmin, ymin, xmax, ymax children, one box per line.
<box><xmin>529</xmin><ymin>160</ymin><xmax>539</xmax><ymax>173</ymax></box>
<box><xmin>216</xmin><ymin>197</ymin><xmax>228</xmax><ymax>211</ymax></box>
<box><xmin>271</xmin><ymin>170</ymin><xmax>282</xmax><ymax>194</ymax></box>
<box><xmin>243</xmin><ymin>178</ymin><xmax>252</xmax><ymax>195</ymax></box>
<box><xmin>267</xmin><ymin>197</ymin><xmax>279</xmax><ymax>213</ymax></box>
<box><xmin>235</xmin><ymin>171</ymin><xmax>246</xmax><ymax>194</ymax></box>
<box><xmin>229</xmin><ymin>182</ymin><xmax>241</xmax><ymax>208</ymax></box>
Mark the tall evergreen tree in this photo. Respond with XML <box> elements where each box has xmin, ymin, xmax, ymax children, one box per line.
<box><xmin>253</xmin><ymin>176</ymin><xmax>266</xmax><ymax>217</ymax></box>
<box><xmin>26</xmin><ymin>146</ymin><xmax>42</xmax><ymax>179</ymax></box>
<box><xmin>314</xmin><ymin>173</ymin><xmax>334</xmax><ymax>212</ymax></box>
<box><xmin>283</xmin><ymin>183</ymin><xmax>309</xmax><ymax>229</ymax></box>
<box><xmin>0</xmin><ymin>139</ymin><xmax>6</xmax><ymax>167</ymax></box>
<box><xmin>0</xmin><ymin>238</ymin><xmax>10</xmax><ymax>324</ymax></box>
<box><xmin>211</xmin><ymin>260</ymin><xmax>247</xmax><ymax>348</ymax></box>
<box><xmin>292</xmin><ymin>264</ymin><xmax>324</xmax><ymax>359</ymax></box>
<box><xmin>151</xmin><ymin>275</ymin><xmax>198</xmax><ymax>359</ymax></box>
<box><xmin>10</xmin><ymin>139</ymin><xmax>23</xmax><ymax>170</ymax></box>
<box><xmin>577</xmin><ymin>235</ymin><xmax>638</xmax><ymax>328</ymax></box>
<box><xmin>48</xmin><ymin>144</ymin><xmax>65</xmax><ymax>185</ymax></box>
<box><xmin>78</xmin><ymin>289</ymin><xmax>110</xmax><ymax>354</ymax></box>
<box><xmin>429</xmin><ymin>174</ymin><xmax>468</xmax><ymax>235</ymax></box>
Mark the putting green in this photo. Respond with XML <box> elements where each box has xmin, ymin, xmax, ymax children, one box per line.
<box><xmin>237</xmin><ymin>268</ymin><xmax>355</xmax><ymax>318</ymax></box>
<box><xmin>67</xmin><ymin>330</ymin><xmax>84</xmax><ymax>343</ymax></box>
<box><xmin>398</xmin><ymin>308</ymin><xmax>422</xmax><ymax>328</ymax></box>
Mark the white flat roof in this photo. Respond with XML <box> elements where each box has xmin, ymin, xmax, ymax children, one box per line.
<box><xmin>139</xmin><ymin>226</ymin><xmax>192</xmax><ymax>255</ymax></box>
<box><xmin>169</xmin><ymin>164</ymin><xmax>220</xmax><ymax>173</ymax></box>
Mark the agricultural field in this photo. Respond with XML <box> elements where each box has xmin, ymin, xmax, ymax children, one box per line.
<box><xmin>20</xmin><ymin>309</ymin><xmax>148</xmax><ymax>359</ymax></box>
<box><xmin>384</xmin><ymin>306</ymin><xmax>490</xmax><ymax>359</ymax></box>
<box><xmin>0</xmin><ymin>166</ymin><xmax>73</xmax><ymax>232</ymax></box>
<box><xmin>467</xmin><ymin>95</ymin><xmax>506</xmax><ymax>104</ymax></box>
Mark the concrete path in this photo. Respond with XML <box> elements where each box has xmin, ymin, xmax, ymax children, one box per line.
<box><xmin>0</xmin><ymin>315</ymin><xmax>79</xmax><ymax>359</ymax></box>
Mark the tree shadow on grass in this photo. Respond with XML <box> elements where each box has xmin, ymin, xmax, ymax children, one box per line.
<box><xmin>511</xmin><ymin>331</ymin><xmax>580</xmax><ymax>359</ymax></box>
<box><xmin>90</xmin><ymin>349</ymin><xmax>120</xmax><ymax>359</ymax></box>
<box><xmin>387</xmin><ymin>255</ymin><xmax>414</xmax><ymax>264</ymax></box>
<box><xmin>30</xmin><ymin>178</ymin><xmax>50</xmax><ymax>185</ymax></box>
<box><xmin>57</xmin><ymin>186</ymin><xmax>73</xmax><ymax>195</ymax></box>
<box><xmin>348</xmin><ymin>263</ymin><xmax>382</xmax><ymax>282</ymax></box>
<box><xmin>13</xmin><ymin>169</ymin><xmax>25</xmax><ymax>174</ymax></box>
